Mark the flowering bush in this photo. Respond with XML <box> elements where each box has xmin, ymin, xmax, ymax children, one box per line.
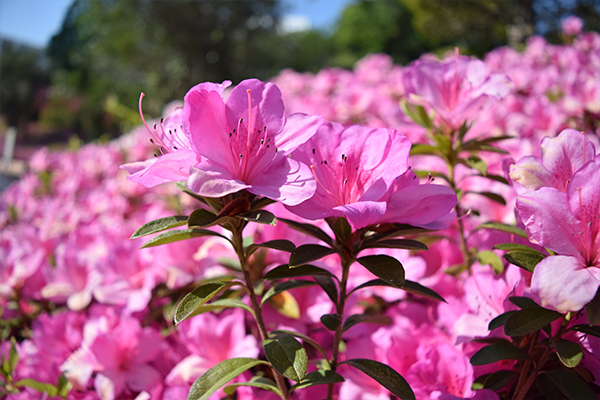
<box><xmin>2</xmin><ymin>17</ymin><xmax>600</xmax><ymax>400</ymax></box>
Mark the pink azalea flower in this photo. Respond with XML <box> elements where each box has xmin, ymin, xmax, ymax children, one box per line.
<box><xmin>510</xmin><ymin>128</ymin><xmax>596</xmax><ymax>192</ymax></box>
<box><xmin>403</xmin><ymin>50</ymin><xmax>512</xmax><ymax>132</ymax></box>
<box><xmin>562</xmin><ymin>16</ymin><xmax>584</xmax><ymax>36</ymax></box>
<box><xmin>517</xmin><ymin>160</ymin><xmax>600</xmax><ymax>313</ymax></box>
<box><xmin>122</xmin><ymin>81</ymin><xmax>231</xmax><ymax>188</ymax></box>
<box><xmin>286</xmin><ymin>121</ymin><xmax>412</xmax><ymax>229</ymax></box>
<box><xmin>185</xmin><ymin>79</ymin><xmax>323</xmax><ymax>205</ymax></box>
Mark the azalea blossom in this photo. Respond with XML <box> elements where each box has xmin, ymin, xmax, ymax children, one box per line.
<box><xmin>517</xmin><ymin>160</ymin><xmax>600</xmax><ymax>313</ymax></box>
<box><xmin>185</xmin><ymin>79</ymin><xmax>323</xmax><ymax>205</ymax></box>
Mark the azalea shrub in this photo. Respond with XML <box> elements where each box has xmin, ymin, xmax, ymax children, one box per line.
<box><xmin>2</xmin><ymin>18</ymin><xmax>600</xmax><ymax>400</ymax></box>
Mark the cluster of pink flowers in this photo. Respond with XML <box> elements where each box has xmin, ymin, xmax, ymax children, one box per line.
<box><xmin>1</xmin><ymin>17</ymin><xmax>600</xmax><ymax>400</ymax></box>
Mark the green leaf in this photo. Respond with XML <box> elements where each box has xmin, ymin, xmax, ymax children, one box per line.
<box><xmin>8</xmin><ymin>337</ymin><xmax>18</xmax><ymax>375</ymax></box>
<box><xmin>477</xmin><ymin>250</ymin><xmax>504</xmax><ymax>274</ymax></box>
<box><xmin>482</xmin><ymin>370</ymin><xmax>518</xmax><ymax>391</ymax></box>
<box><xmin>141</xmin><ymin>228</ymin><xmax>228</xmax><ymax>249</ymax></box>
<box><xmin>291</xmin><ymin>370</ymin><xmax>345</xmax><ymax>391</ymax></box>
<box><xmin>187</xmin><ymin>209</ymin><xmax>227</xmax><ymax>228</ymax></box>
<box><xmin>186</xmin><ymin>298</ymin><xmax>255</xmax><ymax>318</ymax></box>
<box><xmin>237</xmin><ymin>210</ymin><xmax>276</xmax><ymax>225</ymax></box>
<box><xmin>314</xmin><ymin>275</ymin><xmax>338</xmax><ymax>303</ymax></box>
<box><xmin>503</xmin><ymin>251</ymin><xmax>545</xmax><ymax>273</ymax></box>
<box><xmin>504</xmin><ymin>307</ymin><xmax>563</xmax><ymax>336</ymax></box>
<box><xmin>342</xmin><ymin>358</ymin><xmax>415</xmax><ymax>400</ymax></box>
<box><xmin>476</xmin><ymin>222</ymin><xmax>528</xmax><ymax>238</ymax></box>
<box><xmin>175</xmin><ymin>282</ymin><xmax>234</xmax><ymax>325</ymax></box>
<box><xmin>247</xmin><ymin>240</ymin><xmax>296</xmax><ymax>257</ymax></box>
<box><xmin>554</xmin><ymin>339</ymin><xmax>583</xmax><ymax>368</ymax></box>
<box><xmin>330</xmin><ymin>217</ymin><xmax>352</xmax><ymax>242</ymax></box>
<box><xmin>409</xmin><ymin>143</ymin><xmax>439</xmax><ymax>156</ymax></box>
<box><xmin>493</xmin><ymin>243</ymin><xmax>542</xmax><ymax>253</ymax></box>
<box><xmin>223</xmin><ymin>377</ymin><xmax>281</xmax><ymax>397</ymax></box>
<box><xmin>261</xmin><ymin>280</ymin><xmax>316</xmax><ymax>306</ymax></box>
<box><xmin>541</xmin><ymin>369</ymin><xmax>599</xmax><ymax>400</ymax></box>
<box><xmin>187</xmin><ymin>358</ymin><xmax>269</xmax><ymax>400</ymax></box>
<box><xmin>488</xmin><ymin>311</ymin><xmax>517</xmax><ymax>330</ymax></box>
<box><xmin>461</xmin><ymin>157</ymin><xmax>487</xmax><ymax>176</ymax></box>
<box><xmin>586</xmin><ymin>286</ymin><xmax>600</xmax><ymax>325</ymax></box>
<box><xmin>362</xmin><ymin>239</ymin><xmax>428</xmax><ymax>251</ymax></box>
<box><xmin>343</xmin><ymin>314</ymin><xmax>392</xmax><ymax>332</ymax></box>
<box><xmin>357</xmin><ymin>255</ymin><xmax>405</xmax><ymax>288</ymax></box>
<box><xmin>509</xmin><ymin>296</ymin><xmax>539</xmax><ymax>309</ymax></box>
<box><xmin>272</xmin><ymin>329</ymin><xmax>331</xmax><ymax>362</ymax></box>
<box><xmin>130</xmin><ymin>215</ymin><xmax>188</xmax><ymax>239</ymax></box>
<box><xmin>480</xmin><ymin>174</ymin><xmax>509</xmax><ymax>185</ymax></box>
<box><xmin>320</xmin><ymin>313</ymin><xmax>342</xmax><ymax>331</ymax></box>
<box><xmin>289</xmin><ymin>244</ymin><xmax>336</xmax><ymax>268</ymax></box>
<box><xmin>468</xmin><ymin>191</ymin><xmax>506</xmax><ymax>206</ymax></box>
<box><xmin>263</xmin><ymin>334</ymin><xmax>308</xmax><ymax>382</ymax></box>
<box><xmin>56</xmin><ymin>374</ymin><xmax>71</xmax><ymax>398</ymax></box>
<box><xmin>400</xmin><ymin>99</ymin><xmax>433</xmax><ymax>130</ymax></box>
<box><xmin>470</xmin><ymin>341</ymin><xmax>531</xmax><ymax>366</ymax></box>
<box><xmin>250</xmin><ymin>197</ymin><xmax>277</xmax><ymax>211</ymax></box>
<box><xmin>263</xmin><ymin>264</ymin><xmax>335</xmax><ymax>281</ymax></box>
<box><xmin>567</xmin><ymin>324</ymin><xmax>600</xmax><ymax>339</ymax></box>
<box><xmin>401</xmin><ymin>280</ymin><xmax>446</xmax><ymax>302</ymax></box>
<box><xmin>15</xmin><ymin>379</ymin><xmax>58</xmax><ymax>396</ymax></box>
<box><xmin>278</xmin><ymin>218</ymin><xmax>334</xmax><ymax>246</ymax></box>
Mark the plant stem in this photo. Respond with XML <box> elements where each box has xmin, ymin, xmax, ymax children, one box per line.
<box><xmin>231</xmin><ymin>224</ymin><xmax>290</xmax><ymax>400</ymax></box>
<box><xmin>327</xmin><ymin>256</ymin><xmax>352</xmax><ymax>400</ymax></box>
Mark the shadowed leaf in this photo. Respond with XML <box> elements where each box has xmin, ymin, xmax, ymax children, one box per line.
<box><xmin>175</xmin><ymin>282</ymin><xmax>235</xmax><ymax>325</ymax></box>
<box><xmin>357</xmin><ymin>255</ymin><xmax>405</xmax><ymax>288</ymax></box>
<box><xmin>141</xmin><ymin>228</ymin><xmax>229</xmax><ymax>248</ymax></box>
<box><xmin>504</xmin><ymin>307</ymin><xmax>563</xmax><ymax>336</ymax></box>
<box><xmin>291</xmin><ymin>370</ymin><xmax>345</xmax><ymax>391</ymax></box>
<box><xmin>264</xmin><ymin>334</ymin><xmax>307</xmax><ymax>382</ymax></box>
<box><xmin>342</xmin><ymin>359</ymin><xmax>415</xmax><ymax>400</ymax></box>
<box><xmin>264</xmin><ymin>264</ymin><xmax>335</xmax><ymax>280</ymax></box>
<box><xmin>470</xmin><ymin>341</ymin><xmax>530</xmax><ymax>365</ymax></box>
<box><xmin>289</xmin><ymin>244</ymin><xmax>336</xmax><ymax>268</ymax></box>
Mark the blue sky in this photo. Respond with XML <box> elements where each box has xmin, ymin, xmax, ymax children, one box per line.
<box><xmin>0</xmin><ymin>0</ymin><xmax>353</xmax><ymax>48</ymax></box>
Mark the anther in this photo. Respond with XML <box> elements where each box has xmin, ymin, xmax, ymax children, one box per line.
<box><xmin>312</xmin><ymin>148</ymin><xmax>315</xmax><ymax>154</ymax></box>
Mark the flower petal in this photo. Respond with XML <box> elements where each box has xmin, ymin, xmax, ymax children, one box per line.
<box><xmin>531</xmin><ymin>255</ymin><xmax>599</xmax><ymax>313</ymax></box>
<box><xmin>188</xmin><ymin>161</ymin><xmax>250</xmax><ymax>198</ymax></box>
<box><xmin>122</xmin><ymin>149</ymin><xmax>199</xmax><ymax>188</ymax></box>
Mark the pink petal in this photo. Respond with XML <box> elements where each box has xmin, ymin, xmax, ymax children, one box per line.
<box><xmin>188</xmin><ymin>162</ymin><xmax>250</xmax><ymax>198</ymax></box>
<box><xmin>122</xmin><ymin>149</ymin><xmax>199</xmax><ymax>188</ymax></box>
<box><xmin>248</xmin><ymin>157</ymin><xmax>316</xmax><ymax>205</ymax></box>
<box><xmin>531</xmin><ymin>255</ymin><xmax>599</xmax><ymax>313</ymax></box>
<box><xmin>276</xmin><ymin>113</ymin><xmax>323</xmax><ymax>154</ymax></box>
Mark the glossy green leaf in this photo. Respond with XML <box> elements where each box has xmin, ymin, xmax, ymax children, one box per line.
<box><xmin>175</xmin><ymin>282</ymin><xmax>234</xmax><ymax>325</ymax></box>
<box><xmin>291</xmin><ymin>370</ymin><xmax>345</xmax><ymax>391</ymax></box>
<box><xmin>343</xmin><ymin>314</ymin><xmax>392</xmax><ymax>332</ymax></box>
<box><xmin>503</xmin><ymin>251</ymin><xmax>544</xmax><ymax>273</ymax></box>
<box><xmin>477</xmin><ymin>250</ymin><xmax>504</xmax><ymax>274</ymax></box>
<box><xmin>278</xmin><ymin>218</ymin><xmax>334</xmax><ymax>246</ymax></box>
<box><xmin>263</xmin><ymin>334</ymin><xmax>308</xmax><ymax>382</ymax></box>
<box><xmin>567</xmin><ymin>324</ymin><xmax>600</xmax><ymax>339</ymax></box>
<box><xmin>509</xmin><ymin>296</ymin><xmax>539</xmax><ymax>309</ymax></box>
<box><xmin>223</xmin><ymin>377</ymin><xmax>281</xmax><ymax>397</ymax></box>
<box><xmin>250</xmin><ymin>196</ymin><xmax>277</xmax><ymax>211</ymax></box>
<box><xmin>247</xmin><ymin>240</ymin><xmax>296</xmax><ymax>257</ymax></box>
<box><xmin>541</xmin><ymin>369</ymin><xmax>598</xmax><ymax>400</ymax></box>
<box><xmin>362</xmin><ymin>239</ymin><xmax>428</xmax><ymax>251</ymax></box>
<box><xmin>320</xmin><ymin>313</ymin><xmax>342</xmax><ymax>331</ymax></box>
<box><xmin>342</xmin><ymin>358</ymin><xmax>415</xmax><ymax>400</ymax></box>
<box><xmin>468</xmin><ymin>192</ymin><xmax>506</xmax><ymax>206</ymax></box>
<box><xmin>130</xmin><ymin>215</ymin><xmax>188</xmax><ymax>239</ymax></box>
<box><xmin>56</xmin><ymin>374</ymin><xmax>71</xmax><ymax>398</ymax></box>
<box><xmin>330</xmin><ymin>217</ymin><xmax>352</xmax><ymax>242</ymax></box>
<box><xmin>504</xmin><ymin>307</ymin><xmax>563</xmax><ymax>336</ymax></box>
<box><xmin>314</xmin><ymin>275</ymin><xmax>338</xmax><ymax>303</ymax></box>
<box><xmin>488</xmin><ymin>311</ymin><xmax>517</xmax><ymax>330</ymax></box>
<box><xmin>141</xmin><ymin>228</ymin><xmax>228</xmax><ymax>249</ymax></box>
<box><xmin>401</xmin><ymin>280</ymin><xmax>446</xmax><ymax>302</ymax></box>
<box><xmin>261</xmin><ymin>280</ymin><xmax>316</xmax><ymax>306</ymax></box>
<box><xmin>482</xmin><ymin>370</ymin><xmax>518</xmax><ymax>391</ymax></box>
<box><xmin>493</xmin><ymin>243</ymin><xmax>542</xmax><ymax>253</ymax></box>
<box><xmin>187</xmin><ymin>298</ymin><xmax>254</xmax><ymax>318</ymax></box>
<box><xmin>272</xmin><ymin>329</ymin><xmax>330</xmax><ymax>362</ymax></box>
<box><xmin>586</xmin><ymin>287</ymin><xmax>600</xmax><ymax>325</ymax></box>
<box><xmin>188</xmin><ymin>209</ymin><xmax>228</xmax><ymax>228</ymax></box>
<box><xmin>470</xmin><ymin>341</ymin><xmax>530</xmax><ymax>366</ymax></box>
<box><xmin>357</xmin><ymin>255</ymin><xmax>405</xmax><ymax>288</ymax></box>
<box><xmin>187</xmin><ymin>358</ymin><xmax>269</xmax><ymax>400</ymax></box>
<box><xmin>476</xmin><ymin>222</ymin><xmax>528</xmax><ymax>238</ymax></box>
<box><xmin>237</xmin><ymin>210</ymin><xmax>276</xmax><ymax>225</ymax></box>
<box><xmin>554</xmin><ymin>339</ymin><xmax>583</xmax><ymax>368</ymax></box>
<box><xmin>8</xmin><ymin>338</ymin><xmax>18</xmax><ymax>375</ymax></box>
<box><xmin>289</xmin><ymin>244</ymin><xmax>336</xmax><ymax>268</ymax></box>
<box><xmin>15</xmin><ymin>379</ymin><xmax>58</xmax><ymax>396</ymax></box>
<box><xmin>263</xmin><ymin>264</ymin><xmax>335</xmax><ymax>281</ymax></box>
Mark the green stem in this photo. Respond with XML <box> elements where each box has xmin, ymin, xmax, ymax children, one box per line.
<box><xmin>327</xmin><ymin>256</ymin><xmax>352</xmax><ymax>400</ymax></box>
<box><xmin>446</xmin><ymin>159</ymin><xmax>471</xmax><ymax>270</ymax></box>
<box><xmin>231</xmin><ymin>224</ymin><xmax>290</xmax><ymax>400</ymax></box>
